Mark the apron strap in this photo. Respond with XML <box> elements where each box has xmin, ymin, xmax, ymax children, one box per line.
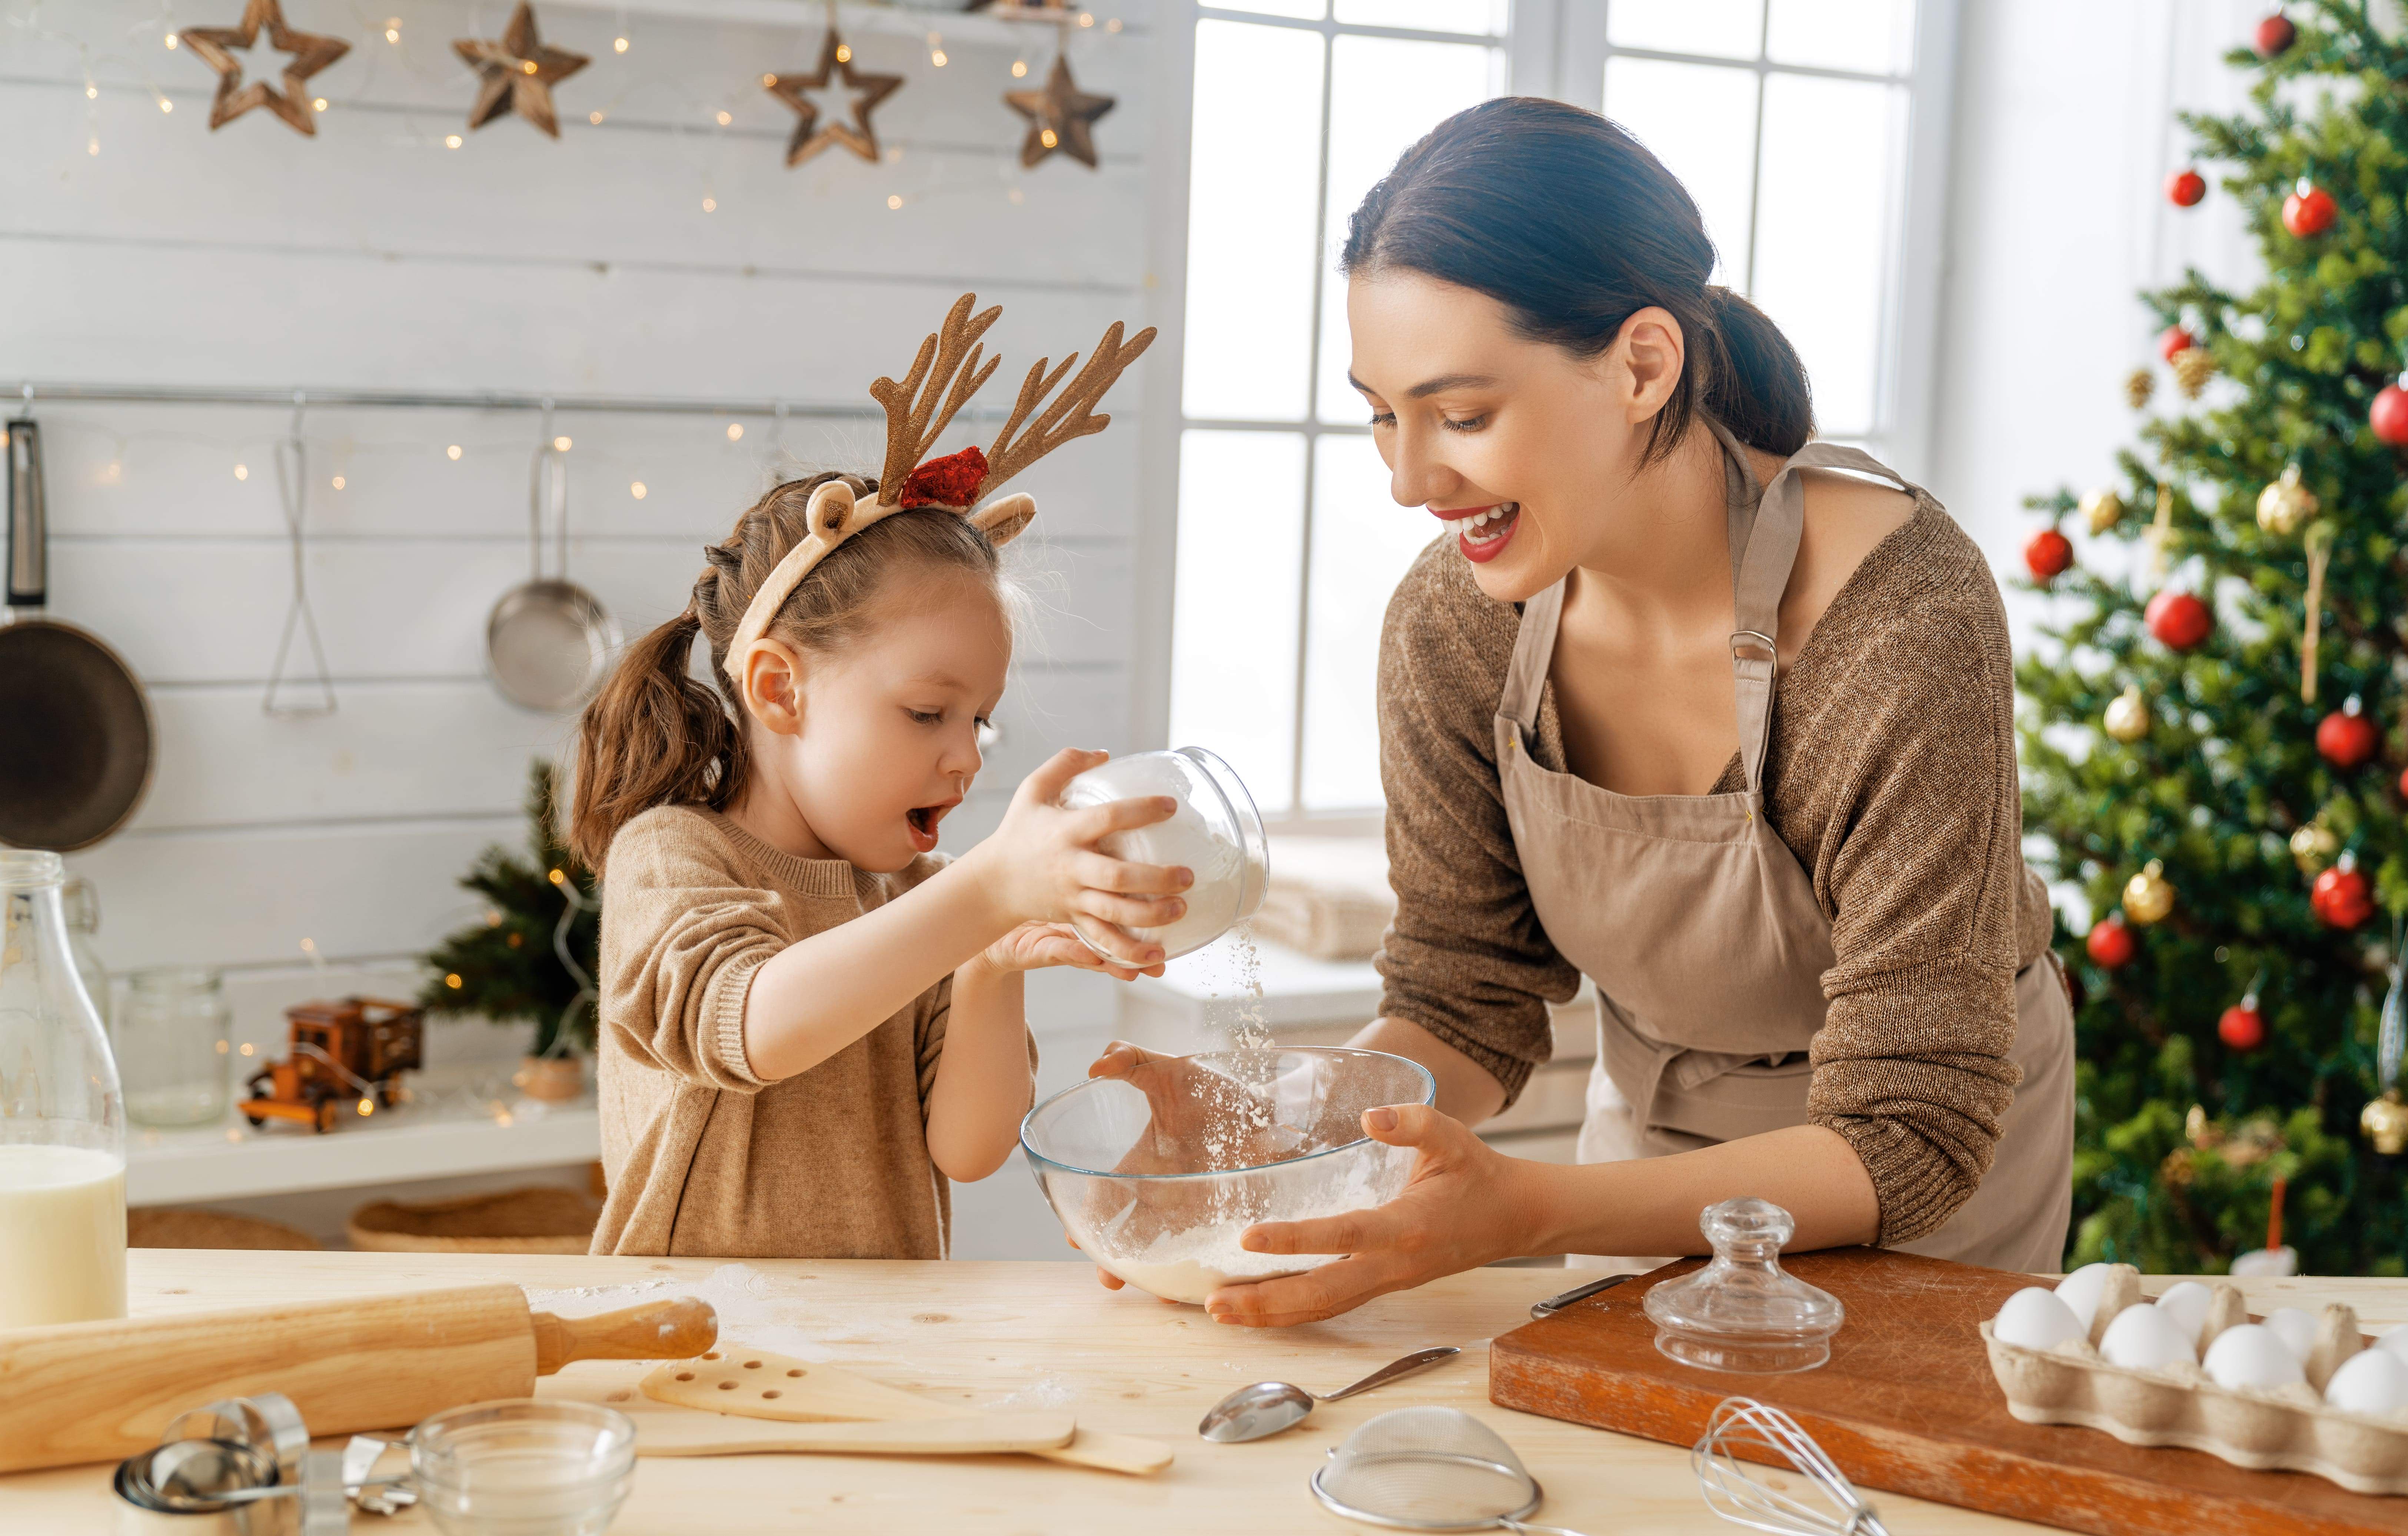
<box><xmin>1500</xmin><ymin>576</ymin><xmax>1566</xmax><ymax>734</ymax></box>
<box><xmin>1712</xmin><ymin>423</ymin><xmax>1915</xmax><ymax>794</ymax></box>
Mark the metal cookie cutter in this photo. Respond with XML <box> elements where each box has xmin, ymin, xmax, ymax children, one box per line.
<box><xmin>112</xmin><ymin>1392</ymin><xmax>410</xmax><ymax>1534</ymax></box>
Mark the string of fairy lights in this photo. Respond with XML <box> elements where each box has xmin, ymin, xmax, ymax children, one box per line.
<box><xmin>6</xmin><ymin>0</ymin><xmax>1131</xmax><ymax>214</ymax></box>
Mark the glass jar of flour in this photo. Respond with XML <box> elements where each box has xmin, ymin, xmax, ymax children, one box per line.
<box><xmin>1060</xmin><ymin>748</ymin><xmax>1269</xmax><ymax>961</ymax></box>
<box><xmin>0</xmin><ymin>850</ymin><xmax>127</xmax><ymax>1326</ymax></box>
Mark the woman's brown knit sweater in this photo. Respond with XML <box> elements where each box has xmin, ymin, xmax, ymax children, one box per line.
<box><xmin>1374</xmin><ymin>497</ymin><xmax>2053</xmax><ymax>1244</ymax></box>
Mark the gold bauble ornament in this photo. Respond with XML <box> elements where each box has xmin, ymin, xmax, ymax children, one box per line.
<box><xmin>2364</xmin><ymin>1090</ymin><xmax>2408</xmax><ymax>1156</ymax></box>
<box><xmin>2103</xmin><ymin>685</ymin><xmax>2151</xmax><ymax>742</ymax></box>
<box><xmin>2079</xmin><ymin>487</ymin><xmax>2125</xmax><ymax>536</ymax></box>
<box><xmin>2290</xmin><ymin>821</ymin><xmax>2341</xmax><ymax>874</ymax></box>
<box><xmin>2173</xmin><ymin>347</ymin><xmax>2216</xmax><ymax>399</ymax></box>
<box><xmin>2125</xmin><ymin>368</ymin><xmax>2156</xmax><ymax>410</ymax></box>
<box><xmin>2123</xmin><ymin>859</ymin><xmax>2175</xmax><ymax>925</ymax></box>
<box><xmin>2255</xmin><ymin>463</ymin><xmax>2319</xmax><ymax>536</ymax></box>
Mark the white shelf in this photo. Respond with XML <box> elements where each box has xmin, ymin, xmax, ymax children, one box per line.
<box><xmin>125</xmin><ymin>1090</ymin><xmax>599</xmax><ymax>1207</ymax></box>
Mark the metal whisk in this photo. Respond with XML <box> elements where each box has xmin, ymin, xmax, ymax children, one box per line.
<box><xmin>1692</xmin><ymin>1398</ymin><xmax>1891</xmax><ymax>1536</ymax></box>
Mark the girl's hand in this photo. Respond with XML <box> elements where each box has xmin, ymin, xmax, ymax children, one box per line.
<box><xmin>966</xmin><ymin>749</ymin><xmax>1193</xmax><ymax>967</ymax></box>
<box><xmin>978</xmin><ymin>922</ymin><xmax>1163</xmax><ymax>980</ymax></box>
<box><xmin>1201</xmin><ymin>1104</ymin><xmax>1541</xmax><ymax>1327</ymax></box>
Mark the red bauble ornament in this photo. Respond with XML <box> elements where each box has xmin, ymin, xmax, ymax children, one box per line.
<box><xmin>2283</xmin><ymin>180</ymin><xmax>2338</xmax><ymax>237</ymax></box>
<box><xmin>2219</xmin><ymin>1001</ymin><xmax>2267</xmax><ymax>1051</ymax></box>
<box><xmin>2024</xmin><ymin>528</ymin><xmax>2073</xmax><ymax>581</ymax></box>
<box><xmin>2167</xmin><ymin>169</ymin><xmax>2207</xmax><ymax>208</ymax></box>
<box><xmin>2086</xmin><ymin>915</ymin><xmax>2136</xmax><ymax>969</ymax></box>
<box><xmin>2145</xmin><ymin>589</ymin><xmax>2213</xmax><ymax>651</ymax></box>
<box><xmin>2313</xmin><ymin>863</ymin><xmax>2374</xmax><ymax>930</ymax></box>
<box><xmin>2158</xmin><ymin>325</ymin><xmax>2196</xmax><ymax>361</ymax></box>
<box><xmin>2317</xmin><ymin>697</ymin><xmax>2378</xmax><ymax>769</ymax></box>
<box><xmin>2397</xmin><ymin>762</ymin><xmax>2408</xmax><ymax>800</ymax></box>
<box><xmin>2370</xmin><ymin>381</ymin><xmax>2408</xmax><ymax>447</ymax></box>
<box><xmin>2255</xmin><ymin>12</ymin><xmax>2296</xmax><ymax>56</ymax></box>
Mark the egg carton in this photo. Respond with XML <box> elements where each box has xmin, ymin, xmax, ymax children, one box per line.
<box><xmin>1981</xmin><ymin>1264</ymin><xmax>2408</xmax><ymax>1495</ymax></box>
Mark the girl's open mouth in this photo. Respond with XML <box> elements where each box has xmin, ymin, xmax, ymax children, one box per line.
<box><xmin>1437</xmin><ymin>502</ymin><xmax>1520</xmax><ymax>564</ymax></box>
<box><xmin>905</xmin><ymin>801</ymin><xmax>954</xmax><ymax>853</ymax></box>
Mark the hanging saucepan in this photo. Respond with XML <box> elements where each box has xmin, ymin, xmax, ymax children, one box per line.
<box><xmin>0</xmin><ymin>416</ymin><xmax>154</xmax><ymax>850</ymax></box>
<box><xmin>485</xmin><ymin>420</ymin><xmax>619</xmax><ymax>712</ymax></box>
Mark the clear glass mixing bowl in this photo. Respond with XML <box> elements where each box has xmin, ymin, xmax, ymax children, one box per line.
<box><xmin>1021</xmin><ymin>1047</ymin><xmax>1435</xmax><ymax>1304</ymax></box>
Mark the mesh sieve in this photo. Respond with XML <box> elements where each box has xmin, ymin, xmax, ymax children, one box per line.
<box><xmin>1307</xmin><ymin>1407</ymin><xmax>1590</xmax><ymax>1535</ymax></box>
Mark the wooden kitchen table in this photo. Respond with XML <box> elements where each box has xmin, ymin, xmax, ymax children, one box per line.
<box><xmin>5</xmin><ymin>1251</ymin><xmax>2404</xmax><ymax>1535</ymax></box>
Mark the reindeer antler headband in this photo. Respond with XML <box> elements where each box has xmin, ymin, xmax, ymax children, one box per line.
<box><xmin>723</xmin><ymin>292</ymin><xmax>1157</xmax><ymax>685</ymax></box>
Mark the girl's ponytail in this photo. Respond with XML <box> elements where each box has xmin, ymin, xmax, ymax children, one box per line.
<box><xmin>1700</xmin><ymin>286</ymin><xmax>1813</xmax><ymax>458</ymax></box>
<box><xmin>570</xmin><ymin>604</ymin><xmax>741</xmax><ymax>869</ymax></box>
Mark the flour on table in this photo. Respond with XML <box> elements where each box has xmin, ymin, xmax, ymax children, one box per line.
<box><xmin>526</xmin><ymin>1262</ymin><xmax>834</xmax><ymax>1361</ymax></box>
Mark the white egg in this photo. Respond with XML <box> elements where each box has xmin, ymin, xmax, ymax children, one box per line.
<box><xmin>2153</xmin><ymin>1280</ymin><xmax>2214</xmax><ymax>1347</ymax></box>
<box><xmin>2264</xmin><ymin>1307</ymin><xmax>2318</xmax><ymax>1362</ymax></box>
<box><xmin>2202</xmin><ymin>1324</ymin><xmax>2305</xmax><ymax>1391</ymax></box>
<box><xmin>2099</xmin><ymin>1302</ymin><xmax>2198</xmax><ymax>1371</ymax></box>
<box><xmin>1993</xmin><ymin>1287</ymin><xmax>2088</xmax><ymax>1352</ymax></box>
<box><xmin>2378</xmin><ymin>1328</ymin><xmax>2408</xmax><ymax>1364</ymax></box>
<box><xmin>2055</xmin><ymin>1262</ymin><xmax>2115</xmax><ymax>1329</ymax></box>
<box><xmin>2327</xmin><ymin>1348</ymin><xmax>2408</xmax><ymax>1415</ymax></box>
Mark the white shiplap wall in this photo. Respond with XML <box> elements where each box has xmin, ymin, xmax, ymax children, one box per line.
<box><xmin>4</xmin><ymin>0</ymin><xmax>1184</xmax><ymax>1254</ymax></box>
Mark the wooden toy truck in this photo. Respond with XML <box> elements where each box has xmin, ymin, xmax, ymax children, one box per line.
<box><xmin>239</xmin><ymin>997</ymin><xmax>425</xmax><ymax>1133</ymax></box>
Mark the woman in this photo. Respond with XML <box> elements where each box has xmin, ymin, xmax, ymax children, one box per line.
<box><xmin>1096</xmin><ymin>97</ymin><xmax>2073</xmax><ymax>1325</ymax></box>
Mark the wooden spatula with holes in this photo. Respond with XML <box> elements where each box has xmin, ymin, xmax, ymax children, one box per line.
<box><xmin>642</xmin><ymin>1346</ymin><xmax>1173</xmax><ymax>1475</ymax></box>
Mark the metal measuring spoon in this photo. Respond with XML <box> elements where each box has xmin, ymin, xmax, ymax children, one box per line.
<box><xmin>1198</xmin><ymin>1345</ymin><xmax>1461</xmax><ymax>1442</ymax></box>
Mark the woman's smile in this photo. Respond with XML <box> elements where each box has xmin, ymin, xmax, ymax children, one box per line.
<box><xmin>1430</xmin><ymin>501</ymin><xmax>1522</xmax><ymax>562</ymax></box>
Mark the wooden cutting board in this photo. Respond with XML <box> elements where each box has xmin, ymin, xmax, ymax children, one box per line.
<box><xmin>1488</xmin><ymin>1247</ymin><xmax>2408</xmax><ymax>1536</ymax></box>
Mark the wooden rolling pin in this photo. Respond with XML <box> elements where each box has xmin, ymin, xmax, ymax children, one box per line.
<box><xmin>0</xmin><ymin>1286</ymin><xmax>714</xmax><ymax>1473</ymax></box>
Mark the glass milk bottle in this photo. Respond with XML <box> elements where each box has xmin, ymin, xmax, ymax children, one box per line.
<box><xmin>0</xmin><ymin>850</ymin><xmax>127</xmax><ymax>1326</ymax></box>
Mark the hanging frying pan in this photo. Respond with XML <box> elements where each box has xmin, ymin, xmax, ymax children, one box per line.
<box><xmin>0</xmin><ymin>417</ymin><xmax>154</xmax><ymax>850</ymax></box>
<box><xmin>486</xmin><ymin>426</ymin><xmax>619</xmax><ymax>712</ymax></box>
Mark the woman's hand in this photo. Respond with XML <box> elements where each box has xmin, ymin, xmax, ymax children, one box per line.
<box><xmin>1202</xmin><ymin>1104</ymin><xmax>1544</xmax><ymax>1327</ymax></box>
<box><xmin>977</xmin><ymin>922</ymin><xmax>1163</xmax><ymax>981</ymax></box>
<box><xmin>963</xmin><ymin>749</ymin><xmax>1192</xmax><ymax>968</ymax></box>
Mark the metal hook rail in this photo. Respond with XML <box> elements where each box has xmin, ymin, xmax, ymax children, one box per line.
<box><xmin>11</xmin><ymin>380</ymin><xmax>887</xmax><ymax>420</ymax></box>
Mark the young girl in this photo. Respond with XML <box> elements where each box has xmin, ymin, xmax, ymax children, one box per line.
<box><xmin>569</xmin><ymin>296</ymin><xmax>1182</xmax><ymax>1259</ymax></box>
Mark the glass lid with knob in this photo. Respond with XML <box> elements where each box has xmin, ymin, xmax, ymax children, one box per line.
<box><xmin>1641</xmin><ymin>1197</ymin><xmax>1843</xmax><ymax>1374</ymax></box>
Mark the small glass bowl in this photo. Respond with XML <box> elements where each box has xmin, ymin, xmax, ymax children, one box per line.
<box><xmin>409</xmin><ymin>1400</ymin><xmax>636</xmax><ymax>1536</ymax></box>
<box><xmin>1021</xmin><ymin>1047</ymin><xmax>1434</xmax><ymax>1304</ymax></box>
<box><xmin>1058</xmin><ymin>747</ymin><xmax>1269</xmax><ymax>961</ymax></box>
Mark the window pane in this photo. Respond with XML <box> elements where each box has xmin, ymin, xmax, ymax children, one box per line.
<box><xmin>1333</xmin><ymin>0</ymin><xmax>1507</xmax><ymax>33</ymax></box>
<box><xmin>1170</xmin><ymin>431</ymin><xmax>1308</xmax><ymax>814</ymax></box>
<box><xmin>1750</xmin><ymin>74</ymin><xmax>1902</xmax><ymax>438</ymax></box>
<box><xmin>1315</xmin><ymin>34</ymin><xmax>1499</xmax><ymax>422</ymax></box>
<box><xmin>1767</xmin><ymin>0</ymin><xmax>1916</xmax><ymax>74</ymax></box>
<box><xmin>1183</xmin><ymin>21</ymin><xmax>1326</xmax><ymax>421</ymax></box>
<box><xmin>1602</xmin><ymin>58</ymin><xmax>1760</xmax><ymax>285</ymax></box>
<box><xmin>1209</xmin><ymin>0</ymin><xmax>1326</xmax><ymax>19</ymax></box>
<box><xmin>1606</xmin><ymin>0</ymin><xmax>1763</xmax><ymax>61</ymax></box>
<box><xmin>1300</xmin><ymin>435</ymin><xmax>1437</xmax><ymax>811</ymax></box>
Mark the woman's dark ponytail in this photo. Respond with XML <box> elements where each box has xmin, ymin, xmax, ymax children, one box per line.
<box><xmin>1701</xmin><ymin>287</ymin><xmax>1813</xmax><ymax>458</ymax></box>
<box><xmin>1341</xmin><ymin>96</ymin><xmax>1813</xmax><ymax>460</ymax></box>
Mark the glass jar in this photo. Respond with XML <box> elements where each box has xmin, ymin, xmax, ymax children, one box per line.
<box><xmin>1059</xmin><ymin>747</ymin><xmax>1270</xmax><ymax>961</ymax></box>
<box><xmin>118</xmin><ymin>967</ymin><xmax>235</xmax><ymax>1128</ymax></box>
<box><xmin>60</xmin><ymin>878</ymin><xmax>110</xmax><ymax>1034</ymax></box>
<box><xmin>0</xmin><ymin>849</ymin><xmax>127</xmax><ymax>1326</ymax></box>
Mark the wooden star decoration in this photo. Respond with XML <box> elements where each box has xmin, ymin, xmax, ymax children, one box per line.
<box><xmin>763</xmin><ymin>30</ymin><xmax>903</xmax><ymax>166</ymax></box>
<box><xmin>1004</xmin><ymin>54</ymin><xmax>1114</xmax><ymax>170</ymax></box>
<box><xmin>178</xmin><ymin>0</ymin><xmax>349</xmax><ymax>137</ymax></box>
<box><xmin>453</xmin><ymin>1</ymin><xmax>589</xmax><ymax>139</ymax></box>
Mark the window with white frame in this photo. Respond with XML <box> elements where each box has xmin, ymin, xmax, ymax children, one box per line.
<box><xmin>1169</xmin><ymin>0</ymin><xmax>1941</xmax><ymax>819</ymax></box>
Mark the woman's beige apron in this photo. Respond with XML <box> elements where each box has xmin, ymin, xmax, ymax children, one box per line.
<box><xmin>1494</xmin><ymin>430</ymin><xmax>2073</xmax><ymax>1273</ymax></box>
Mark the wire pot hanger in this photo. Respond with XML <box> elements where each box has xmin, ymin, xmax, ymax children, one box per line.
<box><xmin>264</xmin><ymin>391</ymin><xmax>337</xmax><ymax>718</ymax></box>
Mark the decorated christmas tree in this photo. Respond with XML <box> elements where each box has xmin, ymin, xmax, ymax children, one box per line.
<box><xmin>418</xmin><ymin>760</ymin><xmax>601</xmax><ymax>1056</ymax></box>
<box><xmin>2018</xmin><ymin>4</ymin><xmax>2408</xmax><ymax>1276</ymax></box>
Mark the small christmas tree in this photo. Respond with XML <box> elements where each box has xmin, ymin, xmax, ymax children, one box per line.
<box><xmin>2018</xmin><ymin>3</ymin><xmax>2408</xmax><ymax>1275</ymax></box>
<box><xmin>418</xmin><ymin>761</ymin><xmax>601</xmax><ymax>1055</ymax></box>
